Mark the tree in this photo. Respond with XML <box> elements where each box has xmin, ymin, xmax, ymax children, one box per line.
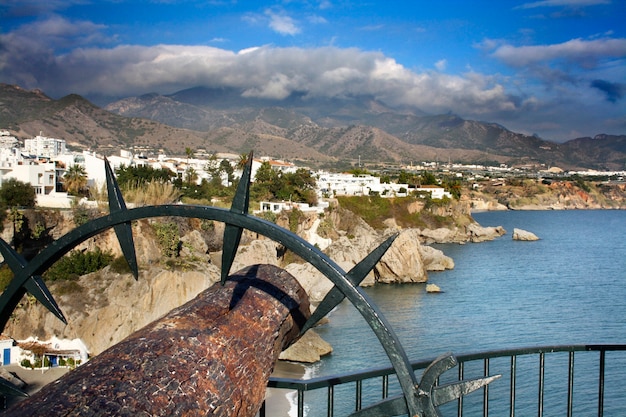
<box><xmin>115</xmin><ymin>165</ymin><xmax>176</xmax><ymax>188</ymax></box>
<box><xmin>219</xmin><ymin>159</ymin><xmax>234</xmax><ymax>183</ymax></box>
<box><xmin>64</xmin><ymin>164</ymin><xmax>88</xmax><ymax>196</ymax></box>
<box><xmin>204</xmin><ymin>153</ymin><xmax>220</xmax><ymax>178</ymax></box>
<box><xmin>184</xmin><ymin>166</ymin><xmax>198</xmax><ymax>186</ymax></box>
<box><xmin>237</xmin><ymin>153</ymin><xmax>250</xmax><ymax>169</ymax></box>
<box><xmin>0</xmin><ymin>178</ymin><xmax>36</xmax><ymax>208</ymax></box>
<box><xmin>420</xmin><ymin>171</ymin><xmax>438</xmax><ymax>186</ymax></box>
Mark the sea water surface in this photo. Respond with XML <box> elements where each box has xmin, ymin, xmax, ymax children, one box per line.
<box><xmin>300</xmin><ymin>210</ymin><xmax>626</xmax><ymax>416</ymax></box>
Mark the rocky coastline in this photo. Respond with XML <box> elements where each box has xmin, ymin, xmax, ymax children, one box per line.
<box><xmin>2</xmin><ymin>199</ymin><xmax>510</xmax><ymax>365</ymax></box>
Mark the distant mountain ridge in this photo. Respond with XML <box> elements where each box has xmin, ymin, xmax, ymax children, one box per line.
<box><xmin>1</xmin><ymin>83</ymin><xmax>624</xmax><ymax>170</ymax></box>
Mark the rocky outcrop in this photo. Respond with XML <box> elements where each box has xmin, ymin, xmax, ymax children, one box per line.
<box><xmin>426</xmin><ymin>283</ymin><xmax>442</xmax><ymax>293</ymax></box>
<box><xmin>418</xmin><ymin>245</ymin><xmax>455</xmax><ymax>271</ymax></box>
<box><xmin>375</xmin><ymin>229</ymin><xmax>428</xmax><ymax>284</ymax></box>
<box><xmin>0</xmin><ymin>201</ymin><xmax>498</xmax><ymax>365</ymax></box>
<box><xmin>5</xmin><ymin>264</ymin><xmax>221</xmax><ymax>356</ymax></box>
<box><xmin>466</xmin><ymin>223</ymin><xmax>507</xmax><ymax>242</ymax></box>
<box><xmin>512</xmin><ymin>228</ymin><xmax>540</xmax><ymax>241</ymax></box>
<box><xmin>470</xmin><ymin>198</ymin><xmax>508</xmax><ymax>212</ymax></box>
<box><xmin>279</xmin><ymin>329</ymin><xmax>333</xmax><ymax>363</ymax></box>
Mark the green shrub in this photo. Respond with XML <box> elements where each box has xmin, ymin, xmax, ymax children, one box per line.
<box><xmin>44</xmin><ymin>248</ymin><xmax>114</xmax><ymax>281</ymax></box>
<box><xmin>288</xmin><ymin>208</ymin><xmax>304</xmax><ymax>232</ymax></box>
<box><xmin>0</xmin><ymin>264</ymin><xmax>13</xmax><ymax>292</ymax></box>
<box><xmin>109</xmin><ymin>256</ymin><xmax>133</xmax><ymax>274</ymax></box>
<box><xmin>152</xmin><ymin>222</ymin><xmax>180</xmax><ymax>257</ymax></box>
<box><xmin>20</xmin><ymin>359</ymin><xmax>32</xmax><ymax>368</ymax></box>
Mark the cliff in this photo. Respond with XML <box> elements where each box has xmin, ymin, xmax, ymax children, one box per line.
<box><xmin>1</xmin><ymin>198</ymin><xmax>498</xmax><ymax>362</ymax></box>
<box><xmin>468</xmin><ymin>179</ymin><xmax>626</xmax><ymax>211</ymax></box>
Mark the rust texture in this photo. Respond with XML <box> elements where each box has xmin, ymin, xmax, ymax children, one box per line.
<box><xmin>5</xmin><ymin>264</ymin><xmax>310</xmax><ymax>417</ymax></box>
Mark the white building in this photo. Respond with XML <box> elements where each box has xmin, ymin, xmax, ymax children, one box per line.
<box><xmin>24</xmin><ymin>135</ymin><xmax>66</xmax><ymax>158</ymax></box>
<box><xmin>0</xmin><ymin>130</ymin><xmax>18</xmax><ymax>149</ymax></box>
<box><xmin>315</xmin><ymin>171</ymin><xmax>409</xmax><ymax>197</ymax></box>
<box><xmin>5</xmin><ymin>160</ymin><xmax>57</xmax><ymax>197</ymax></box>
<box><xmin>415</xmin><ymin>185</ymin><xmax>452</xmax><ymax>200</ymax></box>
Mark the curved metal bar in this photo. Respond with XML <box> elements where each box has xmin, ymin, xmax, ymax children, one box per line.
<box><xmin>0</xmin><ymin>204</ymin><xmax>420</xmax><ymax>415</ymax></box>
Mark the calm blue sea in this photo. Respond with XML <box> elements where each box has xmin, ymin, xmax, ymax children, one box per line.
<box><xmin>302</xmin><ymin>210</ymin><xmax>626</xmax><ymax>416</ymax></box>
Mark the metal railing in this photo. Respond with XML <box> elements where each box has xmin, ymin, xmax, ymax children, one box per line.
<box><xmin>261</xmin><ymin>344</ymin><xmax>626</xmax><ymax>417</ymax></box>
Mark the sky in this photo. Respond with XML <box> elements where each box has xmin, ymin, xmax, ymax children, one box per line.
<box><xmin>1</xmin><ymin>1</ymin><xmax>625</xmax><ymax>142</ymax></box>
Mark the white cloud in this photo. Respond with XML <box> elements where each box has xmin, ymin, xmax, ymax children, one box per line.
<box><xmin>265</xmin><ymin>10</ymin><xmax>301</xmax><ymax>35</ymax></box>
<box><xmin>1</xmin><ymin>15</ymin><xmax>624</xmax><ymax>141</ymax></box>
<box><xmin>491</xmin><ymin>38</ymin><xmax>626</xmax><ymax>67</ymax></box>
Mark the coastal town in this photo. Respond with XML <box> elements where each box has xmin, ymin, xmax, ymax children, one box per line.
<box><xmin>1</xmin><ymin>129</ymin><xmax>625</xmax><ymax>213</ymax></box>
<box><xmin>0</xmin><ymin>129</ymin><xmax>625</xmax><ymax>409</ymax></box>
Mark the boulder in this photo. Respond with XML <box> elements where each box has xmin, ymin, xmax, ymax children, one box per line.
<box><xmin>513</xmin><ymin>228</ymin><xmax>540</xmax><ymax>241</ymax></box>
<box><xmin>279</xmin><ymin>329</ymin><xmax>333</xmax><ymax>363</ymax></box>
<box><xmin>426</xmin><ymin>283</ymin><xmax>442</xmax><ymax>293</ymax></box>
<box><xmin>466</xmin><ymin>223</ymin><xmax>507</xmax><ymax>242</ymax></box>
<box><xmin>418</xmin><ymin>245</ymin><xmax>454</xmax><ymax>271</ymax></box>
<box><xmin>285</xmin><ymin>263</ymin><xmax>335</xmax><ymax>303</ymax></box>
<box><xmin>374</xmin><ymin>229</ymin><xmax>428</xmax><ymax>284</ymax></box>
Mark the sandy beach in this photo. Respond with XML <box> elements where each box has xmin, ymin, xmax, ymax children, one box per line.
<box><xmin>261</xmin><ymin>360</ymin><xmax>307</xmax><ymax>417</ymax></box>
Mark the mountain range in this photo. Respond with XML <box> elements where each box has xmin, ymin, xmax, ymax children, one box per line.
<box><xmin>1</xmin><ymin>83</ymin><xmax>625</xmax><ymax>170</ymax></box>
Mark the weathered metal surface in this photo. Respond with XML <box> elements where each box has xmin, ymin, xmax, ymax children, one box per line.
<box><xmin>4</xmin><ymin>264</ymin><xmax>310</xmax><ymax>417</ymax></box>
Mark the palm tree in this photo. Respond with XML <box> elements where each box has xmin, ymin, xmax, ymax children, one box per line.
<box><xmin>64</xmin><ymin>164</ymin><xmax>88</xmax><ymax>196</ymax></box>
<box><xmin>185</xmin><ymin>147</ymin><xmax>194</xmax><ymax>164</ymax></box>
<box><xmin>237</xmin><ymin>153</ymin><xmax>249</xmax><ymax>169</ymax></box>
<box><xmin>185</xmin><ymin>166</ymin><xmax>198</xmax><ymax>187</ymax></box>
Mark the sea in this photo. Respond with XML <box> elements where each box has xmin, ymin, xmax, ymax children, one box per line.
<box><xmin>294</xmin><ymin>210</ymin><xmax>626</xmax><ymax>417</ymax></box>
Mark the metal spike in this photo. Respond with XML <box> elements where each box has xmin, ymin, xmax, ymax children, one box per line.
<box><xmin>419</xmin><ymin>352</ymin><xmax>457</xmax><ymax>390</ymax></box>
<box><xmin>0</xmin><ymin>238</ymin><xmax>66</xmax><ymax>323</ymax></box>
<box><xmin>300</xmin><ymin>234</ymin><xmax>398</xmax><ymax>334</ymax></box>
<box><xmin>0</xmin><ymin>377</ymin><xmax>28</xmax><ymax>398</ymax></box>
<box><xmin>24</xmin><ymin>276</ymin><xmax>67</xmax><ymax>324</ymax></box>
<box><xmin>220</xmin><ymin>152</ymin><xmax>254</xmax><ymax>284</ymax></box>
<box><xmin>105</xmin><ymin>158</ymin><xmax>139</xmax><ymax>279</ymax></box>
<box><xmin>432</xmin><ymin>375</ymin><xmax>501</xmax><ymax>407</ymax></box>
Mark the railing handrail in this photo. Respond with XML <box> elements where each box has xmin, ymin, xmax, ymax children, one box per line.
<box><xmin>258</xmin><ymin>344</ymin><xmax>626</xmax><ymax>417</ymax></box>
<box><xmin>268</xmin><ymin>343</ymin><xmax>626</xmax><ymax>390</ymax></box>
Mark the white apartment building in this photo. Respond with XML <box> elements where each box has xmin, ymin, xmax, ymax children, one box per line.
<box><xmin>24</xmin><ymin>135</ymin><xmax>67</xmax><ymax>158</ymax></box>
<box><xmin>316</xmin><ymin>172</ymin><xmax>410</xmax><ymax>197</ymax></box>
<box><xmin>5</xmin><ymin>161</ymin><xmax>57</xmax><ymax>197</ymax></box>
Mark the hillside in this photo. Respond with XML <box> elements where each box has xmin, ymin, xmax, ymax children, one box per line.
<box><xmin>1</xmin><ymin>83</ymin><xmax>625</xmax><ymax>169</ymax></box>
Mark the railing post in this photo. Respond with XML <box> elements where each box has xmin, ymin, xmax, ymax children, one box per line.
<box><xmin>567</xmin><ymin>351</ymin><xmax>574</xmax><ymax>417</ymax></box>
<box><xmin>382</xmin><ymin>374</ymin><xmax>389</xmax><ymax>399</ymax></box>
<box><xmin>298</xmin><ymin>389</ymin><xmax>305</xmax><ymax>417</ymax></box>
<box><xmin>328</xmin><ymin>385</ymin><xmax>334</xmax><ymax>417</ymax></box>
<box><xmin>483</xmin><ymin>358</ymin><xmax>490</xmax><ymax>417</ymax></box>
<box><xmin>458</xmin><ymin>360</ymin><xmax>465</xmax><ymax>417</ymax></box>
<box><xmin>510</xmin><ymin>355</ymin><xmax>516</xmax><ymax>417</ymax></box>
<box><xmin>598</xmin><ymin>350</ymin><xmax>605</xmax><ymax>417</ymax></box>
<box><xmin>538</xmin><ymin>352</ymin><xmax>545</xmax><ymax>417</ymax></box>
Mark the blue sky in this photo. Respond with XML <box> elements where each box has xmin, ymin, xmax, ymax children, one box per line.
<box><xmin>1</xmin><ymin>1</ymin><xmax>625</xmax><ymax>142</ymax></box>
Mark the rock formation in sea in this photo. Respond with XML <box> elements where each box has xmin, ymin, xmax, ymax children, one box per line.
<box><xmin>512</xmin><ymin>228</ymin><xmax>540</xmax><ymax>241</ymax></box>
